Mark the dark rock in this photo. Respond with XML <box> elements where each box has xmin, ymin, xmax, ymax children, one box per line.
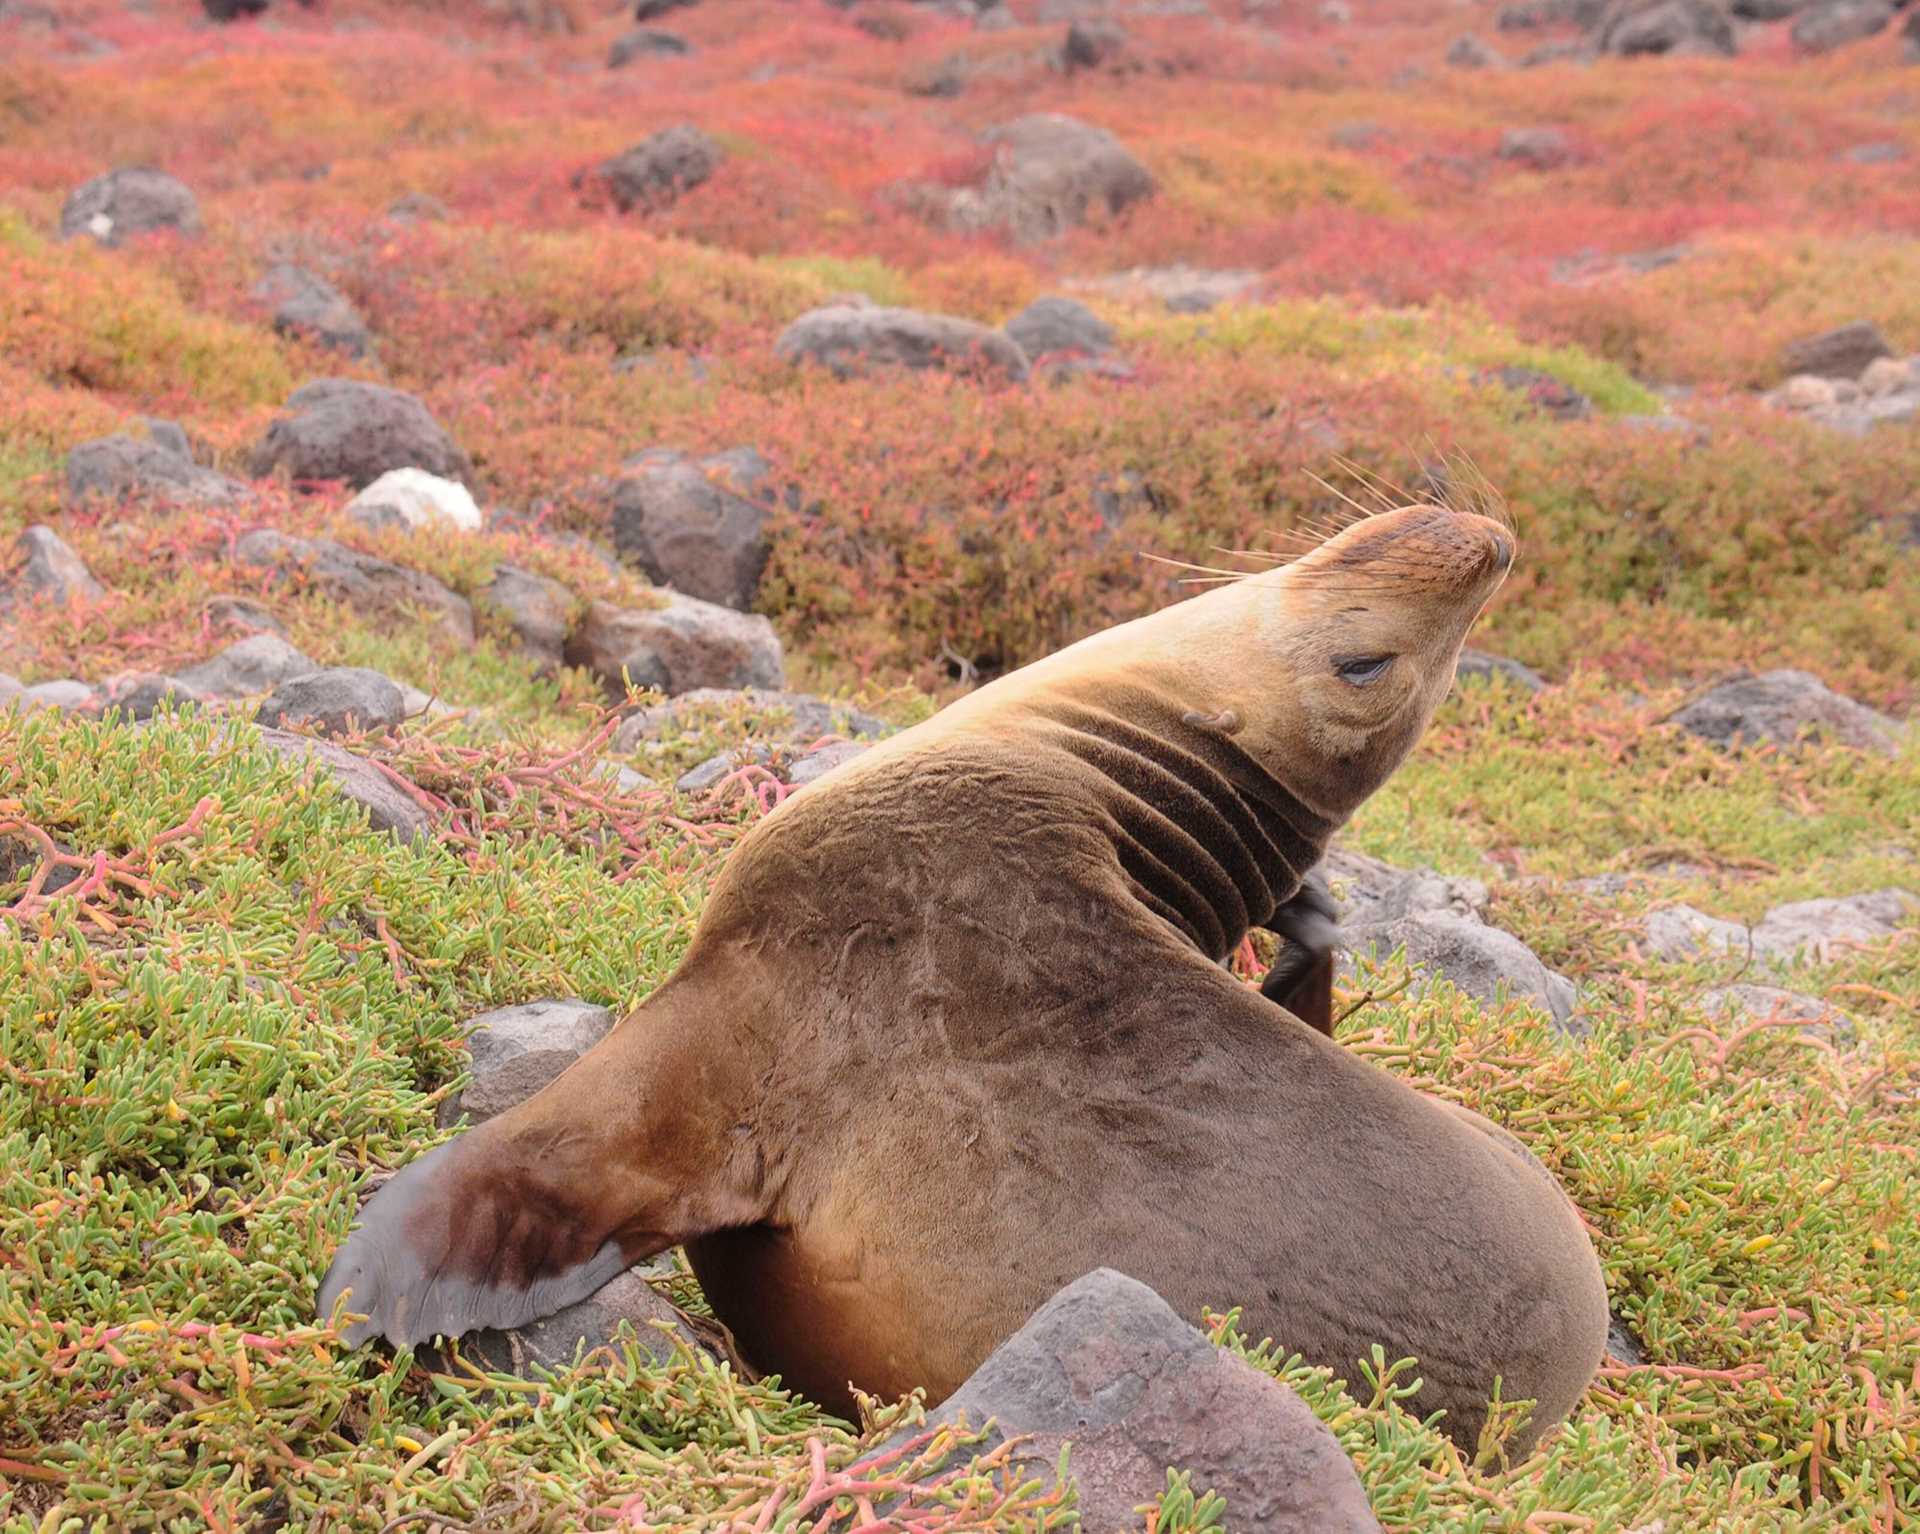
<box><xmin>1062</xmin><ymin>17</ymin><xmax>1128</xmax><ymax>67</ymax></box>
<box><xmin>608</xmin><ymin>28</ymin><xmax>692</xmax><ymax>65</ymax></box>
<box><xmin>1479</xmin><ymin>365</ymin><xmax>1592</xmax><ymax>420</ymax></box>
<box><xmin>478</xmin><ymin>564</ymin><xmax>576</xmax><ymax>670</ymax></box>
<box><xmin>1606</xmin><ymin>1311</ymin><xmax>1647</xmax><ymax>1367</ymax></box>
<box><xmin>1594</xmin><ymin>0</ymin><xmax>1737</xmax><ymax>53</ymax></box>
<box><xmin>1780</xmin><ymin>321</ymin><xmax>1893</xmax><ymax>381</ymax></box>
<box><xmin>565</xmin><ymin>594</ymin><xmax>784</xmax><ymax>699</ymax></box>
<box><xmin>1732</xmin><ymin>0</ymin><xmax>1807</xmax><ymax>14</ymax></box>
<box><xmin>248</xmin><ymin>379</ymin><xmax>472</xmax><ymax>492</ymax></box>
<box><xmin>1668</xmin><ymin>669</ymin><xmax>1901</xmax><ymax>755</ymax></box>
<box><xmin>203</xmin><ymin>595</ymin><xmax>287</xmax><ymax>639</ymax></box>
<box><xmin>445</xmin><ymin>1268</ymin><xmax>698</xmax><ymax>1377</ymax></box>
<box><xmin>58</xmin><ymin>167</ymin><xmax>200</xmax><ymax>246</ymax></box>
<box><xmin>904</xmin><ymin>53</ymin><xmax>968</xmax><ymax>95</ymax></box>
<box><xmin>174</xmin><ymin>634</ymin><xmax>316</xmax><ymax>699</ymax></box>
<box><xmin>253</xmin><ymin>263</ymin><xmax>371</xmax><ymax>358</ymax></box>
<box><xmin>5</xmin><ymin>525</ymin><xmax>105</xmax><ymax>606</ymax></box>
<box><xmin>88</xmin><ymin>671</ymin><xmax>201</xmax><ymax>722</ymax></box>
<box><xmin>583</xmin><ymin>124</ymin><xmax>723</xmax><ymax>213</ymax></box>
<box><xmin>607</xmin><ymin>447</ymin><xmax>774</xmax><ymax>610</ymax></box>
<box><xmin>1349</xmin><ymin>909</ymin><xmax>1579</xmax><ymax>1030</ymax></box>
<box><xmin>777</xmin><ymin>304</ymin><xmax>1030</xmax><ymax>382</ymax></box>
<box><xmin>203</xmin><ymin>0</ymin><xmax>268</xmax><ymax>18</ymax></box>
<box><xmin>436</xmin><ymin>999</ymin><xmax>617</xmax><ymax>1129</ymax></box>
<box><xmin>1456</xmin><ymin>649</ymin><xmax>1548</xmax><ymax>692</ymax></box>
<box><xmin>256</xmin><ymin>668</ymin><xmax>407</xmax><ymax>738</ymax></box>
<box><xmin>865</xmin><ymin>1269</ymin><xmax>1382</xmax><ymax>1534</ymax></box>
<box><xmin>235</xmin><ymin>529</ymin><xmax>475</xmax><ymax>645</ymax></box>
<box><xmin>610</xmin><ymin>686</ymin><xmax>892</xmax><ymax>754</ymax></box>
<box><xmin>255</xmin><ymin>727</ymin><xmax>433</xmax><ymax>841</ymax></box>
<box><xmin>64</xmin><ymin>434</ymin><xmax>250</xmax><ymax>509</ymax></box>
<box><xmin>1792</xmin><ymin>0</ymin><xmax>1891</xmax><ymax>48</ymax></box>
<box><xmin>634</xmin><ymin>0</ymin><xmax>696</xmax><ymax>16</ymax></box>
<box><xmin>1004</xmin><ymin>296</ymin><xmax>1114</xmax><ymax>361</ymax></box>
<box><xmin>1497</xmin><ymin>126</ymin><xmax>1572</xmax><ymax>170</ymax></box>
<box><xmin>1446</xmin><ymin>32</ymin><xmax>1506</xmax><ymax>65</ymax></box>
<box><xmin>0</xmin><ymin>826</ymin><xmax>83</xmax><ymax>897</ymax></box>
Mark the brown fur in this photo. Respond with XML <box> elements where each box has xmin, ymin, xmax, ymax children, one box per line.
<box><xmin>320</xmin><ymin>505</ymin><xmax>1607</xmax><ymax>1454</ymax></box>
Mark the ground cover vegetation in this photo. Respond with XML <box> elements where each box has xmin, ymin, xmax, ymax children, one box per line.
<box><xmin>1</xmin><ymin>0</ymin><xmax>1917</xmax><ymax>1527</ymax></box>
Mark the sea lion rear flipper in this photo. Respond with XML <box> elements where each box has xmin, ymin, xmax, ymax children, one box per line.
<box><xmin>1258</xmin><ymin>871</ymin><xmax>1340</xmax><ymax>1037</ymax></box>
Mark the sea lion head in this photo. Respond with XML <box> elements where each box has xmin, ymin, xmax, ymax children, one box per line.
<box><xmin>1162</xmin><ymin>502</ymin><xmax>1515</xmax><ymax>824</ymax></box>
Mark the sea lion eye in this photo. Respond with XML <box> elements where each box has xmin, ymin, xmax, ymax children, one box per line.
<box><xmin>1334</xmin><ymin>655</ymin><xmax>1393</xmax><ymax>686</ymax></box>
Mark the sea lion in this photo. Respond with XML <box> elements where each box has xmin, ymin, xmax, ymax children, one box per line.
<box><xmin>319</xmin><ymin>503</ymin><xmax>1609</xmax><ymax>1453</ymax></box>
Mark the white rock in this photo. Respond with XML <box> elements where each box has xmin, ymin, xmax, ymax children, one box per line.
<box><xmin>1780</xmin><ymin>374</ymin><xmax>1839</xmax><ymax>411</ymax></box>
<box><xmin>345</xmin><ymin>468</ymin><xmax>482</xmax><ymax>533</ymax></box>
<box><xmin>1859</xmin><ymin>356</ymin><xmax>1916</xmax><ymax>398</ymax></box>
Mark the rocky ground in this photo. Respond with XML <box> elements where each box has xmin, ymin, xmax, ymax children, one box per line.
<box><xmin>1</xmin><ymin>0</ymin><xmax>1918</xmax><ymax>1528</ymax></box>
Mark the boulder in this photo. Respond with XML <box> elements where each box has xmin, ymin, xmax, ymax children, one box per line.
<box><xmin>1321</xmin><ymin>847</ymin><xmax>1491</xmax><ymax>928</ymax></box>
<box><xmin>1456</xmin><ymin>649</ymin><xmax>1548</xmax><ymax>692</ymax></box>
<box><xmin>144</xmin><ymin>419</ymin><xmax>194</xmax><ymax>460</ymax></box>
<box><xmin>64</xmin><ymin>434</ymin><xmax>250</xmax><ymax>509</ymax></box>
<box><xmin>787</xmin><ymin>738</ymin><xmax>872</xmax><ymax>786</ymax></box>
<box><xmin>440</xmin><ymin>1267</ymin><xmax>697</xmax><ymax>1377</ymax></box>
<box><xmin>1004</xmin><ymin>296</ymin><xmax>1115</xmax><ymax>361</ymax></box>
<box><xmin>436</xmin><ymin>998</ymin><xmax>617</xmax><ymax>1129</ymax></box>
<box><xmin>608</xmin><ymin>28</ymin><xmax>691</xmax><ymax>64</ymax></box>
<box><xmin>1732</xmin><ymin>0</ymin><xmax>1807</xmax><ymax>15</ymax></box>
<box><xmin>477</xmin><ymin>564</ymin><xmax>576</xmax><ymax>670</ymax></box>
<box><xmin>58</xmin><ymin>167</ymin><xmax>201</xmax><ymax>247</ymax></box>
<box><xmin>175</xmin><ymin>634</ymin><xmax>317</xmax><ymax>699</ymax></box>
<box><xmin>777</xmin><ymin>304</ymin><xmax>1030</xmax><ymax>382</ymax></box>
<box><xmin>19</xmin><ymin>680</ymin><xmax>96</xmax><ymax>713</ymax></box>
<box><xmin>864</xmin><ymin>1269</ymin><xmax>1382</xmax><ymax>1534</ymax></box>
<box><xmin>203</xmin><ymin>0</ymin><xmax>269</xmax><ymax>20</ymax></box>
<box><xmin>0</xmin><ymin>673</ymin><xmax>20</xmax><ymax>708</ymax></box>
<box><xmin>634</xmin><ymin>0</ymin><xmax>696</xmax><ymax>16</ymax></box>
<box><xmin>5</xmin><ymin>525</ymin><xmax>105</xmax><ymax>606</ymax></box>
<box><xmin>583</xmin><ymin>124</ymin><xmax>723</xmax><ymax>213</ymax></box>
<box><xmin>255</xmin><ymin>727</ymin><xmax>433</xmax><ymax>842</ymax></box>
<box><xmin>1859</xmin><ymin>356</ymin><xmax>1916</xmax><ymax>396</ymax></box>
<box><xmin>345</xmin><ymin>468</ymin><xmax>483</xmax><ymax>534</ymax></box>
<box><xmin>675</xmin><ymin>744</ymin><xmax>775</xmax><ymax>793</ymax></box>
<box><xmin>1349</xmin><ymin>909</ymin><xmax>1578</xmax><ymax>1030</ymax></box>
<box><xmin>1668</xmin><ymin>670</ymin><xmax>1900</xmax><ymax>755</ymax></box>
<box><xmin>1446</xmin><ymin>32</ymin><xmax>1506</xmax><ymax>65</ymax></box>
<box><xmin>1497</xmin><ymin>127</ymin><xmax>1572</xmax><ymax>170</ymax></box>
<box><xmin>1791</xmin><ymin>0</ymin><xmax>1891</xmax><ymax>48</ymax></box>
<box><xmin>1593</xmin><ymin>0</ymin><xmax>1736</xmax><ymax>54</ymax></box>
<box><xmin>1779</xmin><ymin>321</ymin><xmax>1893</xmax><ymax>381</ymax></box>
<box><xmin>253</xmin><ymin>263</ymin><xmax>371</xmax><ymax>358</ymax></box>
<box><xmin>256</xmin><ymin>668</ymin><xmax>407</xmax><ymax>738</ymax></box>
<box><xmin>234</xmin><ymin>529</ymin><xmax>476</xmax><ymax>645</ymax></box>
<box><xmin>611</xmin><ymin>686</ymin><xmax>893</xmax><ymax>754</ymax></box>
<box><xmin>606</xmin><ymin>447</ymin><xmax>775</xmax><ymax>609</ymax></box>
<box><xmin>1645</xmin><ymin>890</ymin><xmax>1917</xmax><ymax>965</ymax></box>
<box><xmin>935</xmin><ymin>114</ymin><xmax>1155</xmax><ymax>244</ymax></box>
<box><xmin>88</xmin><ymin>671</ymin><xmax>201</xmax><ymax>722</ymax></box>
<box><xmin>564</xmin><ymin>594</ymin><xmax>784</xmax><ymax>699</ymax></box>
<box><xmin>248</xmin><ymin>379</ymin><xmax>472</xmax><ymax>491</ymax></box>
<box><xmin>1062</xmin><ymin>17</ymin><xmax>1128</xmax><ymax>68</ymax></box>
<box><xmin>203</xmin><ymin>595</ymin><xmax>287</xmax><ymax>639</ymax></box>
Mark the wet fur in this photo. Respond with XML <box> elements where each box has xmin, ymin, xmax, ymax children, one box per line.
<box><xmin>320</xmin><ymin>505</ymin><xmax>1607</xmax><ymax>1454</ymax></box>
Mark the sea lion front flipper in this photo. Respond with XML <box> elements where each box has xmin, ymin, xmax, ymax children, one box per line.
<box><xmin>1258</xmin><ymin>871</ymin><xmax>1340</xmax><ymax>1037</ymax></box>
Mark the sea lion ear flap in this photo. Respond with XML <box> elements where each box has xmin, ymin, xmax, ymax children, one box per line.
<box><xmin>1258</xmin><ymin>870</ymin><xmax>1341</xmax><ymax>1038</ymax></box>
<box><xmin>318</xmin><ymin>1134</ymin><xmax>631</xmax><ymax>1350</ymax></box>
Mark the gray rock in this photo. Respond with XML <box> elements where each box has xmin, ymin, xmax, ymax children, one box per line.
<box><xmin>478</xmin><ymin>564</ymin><xmax>576</xmax><ymax>670</ymax></box>
<box><xmin>385</xmin><ymin>192</ymin><xmax>450</xmax><ymax>224</ymax></box>
<box><xmin>444</xmin><ymin>1267</ymin><xmax>697</xmax><ymax>1378</ymax></box>
<box><xmin>234</xmin><ymin>529</ymin><xmax>475</xmax><ymax>645</ymax></box>
<box><xmin>19</xmin><ymin>679</ymin><xmax>96</xmax><ymax>712</ymax></box>
<box><xmin>0</xmin><ymin>826</ymin><xmax>83</xmax><ymax>897</ymax></box>
<box><xmin>1668</xmin><ymin>669</ymin><xmax>1900</xmax><ymax>755</ymax></box>
<box><xmin>6</xmin><ymin>525</ymin><xmax>105</xmax><ymax>605</ymax></box>
<box><xmin>89</xmin><ymin>671</ymin><xmax>201</xmax><ymax>722</ymax></box>
<box><xmin>144</xmin><ymin>418</ymin><xmax>193</xmax><ymax>459</ymax></box>
<box><xmin>1321</xmin><ymin>847</ymin><xmax>1490</xmax><ymax>928</ymax></box>
<box><xmin>610</xmin><ymin>686</ymin><xmax>893</xmax><ymax>753</ymax></box>
<box><xmin>675</xmin><ymin>745</ymin><xmax>774</xmax><ymax>793</ymax></box>
<box><xmin>1062</xmin><ymin>16</ymin><xmax>1128</xmax><ymax>67</ymax></box>
<box><xmin>1732</xmin><ymin>0</ymin><xmax>1807</xmax><ymax>15</ymax></box>
<box><xmin>608</xmin><ymin>27</ymin><xmax>690</xmax><ymax>65</ymax></box>
<box><xmin>1594</xmin><ymin>0</ymin><xmax>1736</xmax><ymax>53</ymax></box>
<box><xmin>1606</xmin><ymin>1311</ymin><xmax>1647</xmax><ymax>1367</ymax></box>
<box><xmin>1446</xmin><ymin>32</ymin><xmax>1506</xmax><ymax>65</ymax></box>
<box><xmin>1698</xmin><ymin>984</ymin><xmax>1856</xmax><ymax>1043</ymax></box>
<box><xmin>248</xmin><ymin>379</ymin><xmax>472</xmax><ymax>491</ymax></box>
<box><xmin>1780</xmin><ymin>321</ymin><xmax>1892</xmax><ymax>380</ymax></box>
<box><xmin>0</xmin><ymin>673</ymin><xmax>20</xmax><ymax>708</ymax></box>
<box><xmin>787</xmin><ymin>738</ymin><xmax>871</xmax><ymax>786</ymax></box>
<box><xmin>1350</xmin><ymin>909</ymin><xmax>1578</xmax><ymax>1030</ymax></box>
<box><xmin>634</xmin><ymin>0</ymin><xmax>696</xmax><ymax>17</ymax></box>
<box><xmin>58</xmin><ymin>167</ymin><xmax>201</xmax><ymax>246</ymax></box>
<box><xmin>1456</xmin><ymin>649</ymin><xmax>1547</xmax><ymax>692</ymax></box>
<box><xmin>1004</xmin><ymin>296</ymin><xmax>1114</xmax><ymax>360</ymax></box>
<box><xmin>607</xmin><ymin>447</ymin><xmax>774</xmax><ymax>610</ymax></box>
<box><xmin>866</xmin><ymin>1269</ymin><xmax>1382</xmax><ymax>1534</ymax></box>
<box><xmin>436</xmin><ymin>998</ymin><xmax>617</xmax><ymax>1129</ymax></box>
<box><xmin>584</xmin><ymin>124</ymin><xmax>723</xmax><ymax>213</ymax></box>
<box><xmin>591</xmin><ymin>760</ymin><xmax>658</xmax><ymax>793</ymax></box>
<box><xmin>1498</xmin><ymin>127</ymin><xmax>1571</xmax><ymax>170</ymax></box>
<box><xmin>1645</xmin><ymin>890</ymin><xmax>1917</xmax><ymax>964</ymax></box>
<box><xmin>256</xmin><ymin>667</ymin><xmax>407</xmax><ymax>738</ymax></box>
<box><xmin>1842</xmin><ymin>141</ymin><xmax>1906</xmax><ymax>165</ymax></box>
<box><xmin>777</xmin><ymin>304</ymin><xmax>1030</xmax><ymax>383</ymax></box>
<box><xmin>255</xmin><ymin>728</ymin><xmax>433</xmax><ymax>841</ymax></box>
<box><xmin>959</xmin><ymin>114</ymin><xmax>1157</xmax><ymax>243</ymax></box>
<box><xmin>564</xmin><ymin>594</ymin><xmax>784</xmax><ymax>700</ymax></box>
<box><xmin>203</xmin><ymin>594</ymin><xmax>287</xmax><ymax>638</ymax></box>
<box><xmin>253</xmin><ymin>263</ymin><xmax>371</xmax><ymax>358</ymax></box>
<box><xmin>1479</xmin><ymin>365</ymin><xmax>1592</xmax><ymax>419</ymax></box>
<box><xmin>64</xmin><ymin>434</ymin><xmax>250</xmax><ymax>509</ymax></box>
<box><xmin>175</xmin><ymin>634</ymin><xmax>317</xmax><ymax>699</ymax></box>
<box><xmin>1792</xmin><ymin>0</ymin><xmax>1891</xmax><ymax>48</ymax></box>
